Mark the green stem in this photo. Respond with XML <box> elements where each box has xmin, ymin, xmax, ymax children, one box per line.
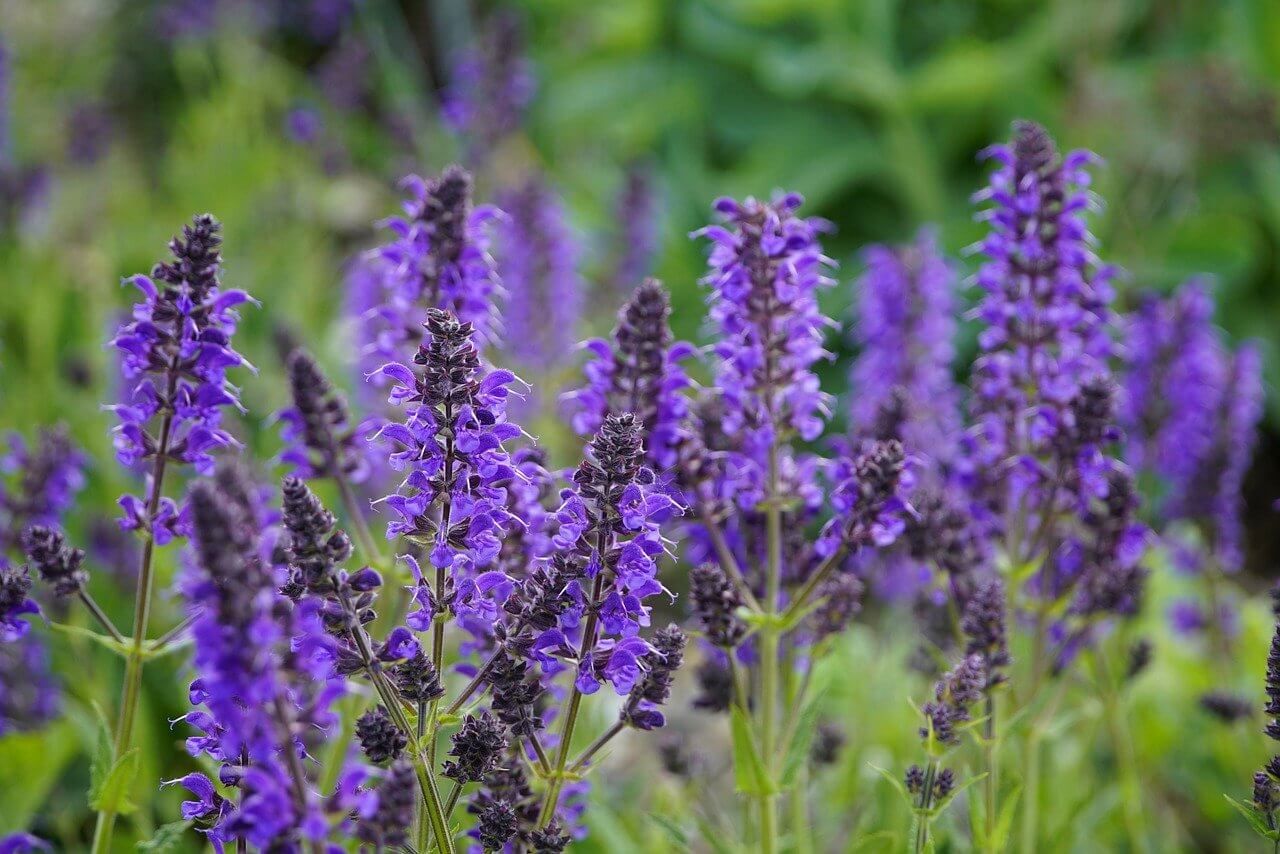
<box><xmin>914</xmin><ymin>760</ymin><xmax>938</xmax><ymax>854</ymax></box>
<box><xmin>1095</xmin><ymin>650</ymin><xmax>1147</xmax><ymax>853</ymax></box>
<box><xmin>78</xmin><ymin>591</ymin><xmax>125</xmax><ymax>643</ymax></box>
<box><xmin>983</xmin><ymin>692</ymin><xmax>998</xmax><ymax>853</ymax></box>
<box><xmin>342</xmin><ymin>593</ymin><xmax>455</xmax><ymax>854</ymax></box>
<box><xmin>756</xmin><ymin>441</ymin><xmax>783</xmax><ymax>854</ymax></box>
<box><xmin>91</xmin><ymin>389</ymin><xmax>177</xmax><ymax>854</ymax></box>
<box><xmin>568</xmin><ymin>720</ymin><xmax>625</xmax><ymax>774</ymax></box>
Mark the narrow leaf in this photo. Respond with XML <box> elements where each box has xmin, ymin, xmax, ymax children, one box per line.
<box><xmin>89</xmin><ymin>748</ymin><xmax>140</xmax><ymax>815</ymax></box>
<box><xmin>779</xmin><ymin>690</ymin><xmax>825</xmax><ymax>790</ymax></box>
<box><xmin>138</xmin><ymin>820</ymin><xmax>195</xmax><ymax>852</ymax></box>
<box><xmin>730</xmin><ymin>706</ymin><xmax>773</xmax><ymax>796</ymax></box>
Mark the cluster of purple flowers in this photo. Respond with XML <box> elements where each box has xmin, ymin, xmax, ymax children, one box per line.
<box><xmin>109</xmin><ymin>214</ymin><xmax>254</xmax><ymax>541</ymax></box>
<box><xmin>960</xmin><ymin>121</ymin><xmax>1117</xmax><ymax>537</ymax></box>
<box><xmin>1123</xmin><ymin>282</ymin><xmax>1264</xmax><ymax>573</ymax></box>
<box><xmin>441</xmin><ymin>10</ymin><xmax>534</xmax><ymax>164</ymax></box>
<box><xmin>565</xmin><ymin>278</ymin><xmax>693</xmax><ymax>472</ymax></box>
<box><xmin>353</xmin><ymin>167</ymin><xmax>504</xmax><ymax>389</ymax></box>
<box><xmin>174</xmin><ymin>464</ymin><xmax>346</xmax><ymax>850</ymax></box>
<box><xmin>496</xmin><ymin>176</ymin><xmax>583</xmax><ymax>375</ymax></box>
<box><xmin>849</xmin><ymin>230</ymin><xmax>960</xmax><ymax>463</ymax></box>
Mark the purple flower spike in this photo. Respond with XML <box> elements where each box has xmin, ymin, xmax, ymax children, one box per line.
<box><xmin>960</xmin><ymin>121</ymin><xmax>1115</xmax><ymax>528</ymax></box>
<box><xmin>179</xmin><ymin>466</ymin><xmax>344</xmax><ymax>851</ymax></box>
<box><xmin>693</xmin><ymin>190</ymin><xmax>836</xmax><ymax>470</ymax></box>
<box><xmin>355</xmin><ymin>166</ymin><xmax>504</xmax><ymax>386</ymax></box>
<box><xmin>373</xmin><ymin>308</ymin><xmax>529</xmax><ymax>653</ymax></box>
<box><xmin>441</xmin><ymin>10</ymin><xmax>534</xmax><ymax>163</ymax></box>
<box><xmin>497</xmin><ymin>176</ymin><xmax>583</xmax><ymax>374</ymax></box>
<box><xmin>850</xmin><ymin>230</ymin><xmax>960</xmax><ymax>465</ymax></box>
<box><xmin>109</xmin><ymin>215</ymin><xmax>253</xmax><ymax>534</ymax></box>
<box><xmin>564</xmin><ymin>278</ymin><xmax>693</xmax><ymax>471</ymax></box>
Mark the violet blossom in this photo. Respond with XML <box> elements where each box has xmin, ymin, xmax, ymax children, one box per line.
<box><xmin>496</xmin><ymin>176</ymin><xmax>583</xmax><ymax>374</ymax></box>
<box><xmin>355</xmin><ymin>167</ymin><xmax>504</xmax><ymax>386</ymax></box>
<box><xmin>849</xmin><ymin>230</ymin><xmax>960</xmax><ymax>465</ymax></box>
<box><xmin>108</xmin><ymin>214</ymin><xmax>254</xmax><ymax>539</ymax></box>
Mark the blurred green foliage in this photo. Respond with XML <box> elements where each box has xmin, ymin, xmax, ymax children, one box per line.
<box><xmin>0</xmin><ymin>0</ymin><xmax>1277</xmax><ymax>850</ymax></box>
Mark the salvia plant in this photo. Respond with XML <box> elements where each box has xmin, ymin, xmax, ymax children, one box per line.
<box><xmin>0</xmin><ymin>111</ymin><xmax>1274</xmax><ymax>854</ymax></box>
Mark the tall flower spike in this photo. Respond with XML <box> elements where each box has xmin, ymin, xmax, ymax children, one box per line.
<box><xmin>178</xmin><ymin>471</ymin><xmax>343</xmax><ymax>850</ymax></box>
<box><xmin>109</xmin><ymin>214</ymin><xmax>253</xmax><ymax>536</ymax></box>
<box><xmin>1252</xmin><ymin>608</ymin><xmax>1280</xmax><ymax>821</ymax></box>
<box><xmin>1178</xmin><ymin>344</ymin><xmax>1264</xmax><ymax>572</ymax></box>
<box><xmin>497</xmin><ymin>176</ymin><xmax>583</xmax><ymax>375</ymax></box>
<box><xmin>850</xmin><ymin>230</ymin><xmax>960</xmax><ymax>464</ymax></box>
<box><xmin>278</xmin><ymin>348</ymin><xmax>370</xmax><ymax>484</ymax></box>
<box><xmin>611</xmin><ymin>164</ymin><xmax>659</xmax><ymax>295</ymax></box>
<box><xmin>693</xmin><ymin>191</ymin><xmax>835</xmax><ymax>475</ymax></box>
<box><xmin>554</xmin><ymin>412</ymin><xmax>680</xmax><ymax>695</ymax></box>
<box><xmin>356</xmin><ymin>166</ymin><xmax>504</xmax><ymax>385</ymax></box>
<box><xmin>441</xmin><ymin>9</ymin><xmax>533</xmax><ymax>163</ymax></box>
<box><xmin>1121</xmin><ymin>282</ymin><xmax>1225</xmax><ymax>485</ymax></box>
<box><xmin>961</xmin><ymin>121</ymin><xmax>1115</xmax><ymax>526</ymax></box>
<box><xmin>371</xmin><ymin>308</ymin><xmax>525</xmax><ymax>649</ymax></box>
<box><xmin>565</xmin><ymin>278</ymin><xmax>693</xmax><ymax>470</ymax></box>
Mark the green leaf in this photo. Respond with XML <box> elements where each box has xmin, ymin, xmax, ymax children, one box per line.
<box><xmin>870</xmin><ymin>764</ymin><xmax>911</xmax><ymax>804</ymax></box>
<box><xmin>851</xmin><ymin>830</ymin><xmax>898</xmax><ymax>851</ymax></box>
<box><xmin>48</xmin><ymin>621</ymin><xmax>136</xmax><ymax>658</ymax></box>
<box><xmin>89</xmin><ymin>748</ymin><xmax>140</xmax><ymax>815</ymax></box>
<box><xmin>1224</xmin><ymin>794</ymin><xmax>1280</xmax><ymax>840</ymax></box>
<box><xmin>778</xmin><ymin>689</ymin><xmax>824</xmax><ymax>790</ymax></box>
<box><xmin>692</xmin><ymin>812</ymin><xmax>741</xmax><ymax>854</ymax></box>
<box><xmin>0</xmin><ymin>722</ymin><xmax>79</xmax><ymax>834</ymax></box>
<box><xmin>646</xmin><ymin>812</ymin><xmax>689</xmax><ymax>847</ymax></box>
<box><xmin>137</xmin><ymin>820</ymin><xmax>195</xmax><ymax>852</ymax></box>
<box><xmin>730</xmin><ymin>707</ymin><xmax>773</xmax><ymax>796</ymax></box>
<box><xmin>992</xmin><ymin>783</ymin><xmax>1023</xmax><ymax>851</ymax></box>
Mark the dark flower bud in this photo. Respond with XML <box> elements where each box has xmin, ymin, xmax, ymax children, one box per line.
<box><xmin>905</xmin><ymin>765</ymin><xmax>925</xmax><ymax>795</ymax></box>
<box><xmin>21</xmin><ymin>525</ymin><xmax>87</xmax><ymax>597</ymax></box>
<box><xmin>348</xmin><ymin>567</ymin><xmax>382</xmax><ymax>592</ymax></box>
<box><xmin>810</xmin><ymin>721</ymin><xmax>846</xmax><ymax>766</ymax></box>
<box><xmin>961</xmin><ymin>579</ymin><xmax>1010</xmax><ymax>684</ymax></box>
<box><xmin>528</xmin><ymin>822</ymin><xmax>572</xmax><ymax>853</ymax></box>
<box><xmin>358</xmin><ymin>759</ymin><xmax>416</xmax><ymax>848</ymax></box>
<box><xmin>690</xmin><ymin>563</ymin><xmax>746</xmax><ymax>648</ymax></box>
<box><xmin>486</xmin><ymin>651</ymin><xmax>545</xmax><ymax>737</ymax></box>
<box><xmin>282</xmin><ymin>348</ymin><xmax>367</xmax><ymax>483</ymax></box>
<box><xmin>1126</xmin><ymin>638</ymin><xmax>1152</xmax><ymax>681</ymax></box>
<box><xmin>1012</xmin><ymin>120</ymin><xmax>1056</xmax><ymax>176</ymax></box>
<box><xmin>1254</xmin><ymin>770</ymin><xmax>1276</xmax><ymax>813</ymax></box>
<box><xmin>933</xmin><ymin>768</ymin><xmax>955</xmax><ymax>799</ymax></box>
<box><xmin>692</xmin><ymin>658</ymin><xmax>733</xmax><ymax>713</ymax></box>
<box><xmin>444</xmin><ymin>712</ymin><xmax>508</xmax><ymax>783</ymax></box>
<box><xmin>0</xmin><ymin>562</ymin><xmax>37</xmax><ymax>641</ymax></box>
<box><xmin>623</xmin><ymin>624</ymin><xmax>686</xmax><ymax>728</ymax></box>
<box><xmin>152</xmin><ymin>213</ymin><xmax>223</xmax><ymax>301</ymax></box>
<box><xmin>809</xmin><ymin>573</ymin><xmax>863</xmax><ymax>643</ymax></box>
<box><xmin>390</xmin><ymin>649</ymin><xmax>444</xmax><ymax>703</ymax></box>
<box><xmin>356</xmin><ymin>705</ymin><xmax>407</xmax><ymax>765</ymax></box>
<box><xmin>657</xmin><ymin>732</ymin><xmax>700</xmax><ymax>778</ymax></box>
<box><xmin>1200</xmin><ymin>691</ymin><xmax>1253</xmax><ymax>723</ymax></box>
<box><xmin>474</xmin><ymin>799</ymin><xmax>519</xmax><ymax>852</ymax></box>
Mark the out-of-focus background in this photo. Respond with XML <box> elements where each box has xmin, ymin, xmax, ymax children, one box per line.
<box><xmin>0</xmin><ymin>0</ymin><xmax>1277</xmax><ymax>850</ymax></box>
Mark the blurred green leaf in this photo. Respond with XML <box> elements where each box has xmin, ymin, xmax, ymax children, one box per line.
<box><xmin>730</xmin><ymin>706</ymin><xmax>773</xmax><ymax>796</ymax></box>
